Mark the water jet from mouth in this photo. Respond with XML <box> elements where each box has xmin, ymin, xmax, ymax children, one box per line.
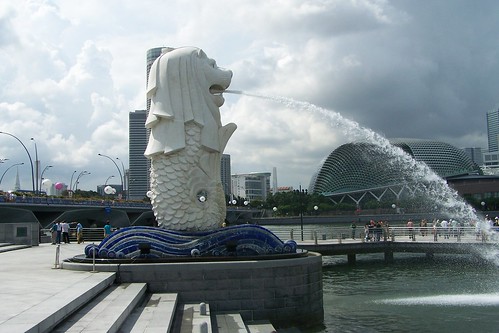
<box><xmin>225</xmin><ymin>89</ymin><xmax>480</xmax><ymax>223</ymax></box>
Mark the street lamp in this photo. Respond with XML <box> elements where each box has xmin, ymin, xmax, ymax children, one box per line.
<box><xmin>295</xmin><ymin>185</ymin><xmax>308</xmax><ymax>241</ymax></box>
<box><xmin>68</xmin><ymin>170</ymin><xmax>77</xmax><ymax>197</ymax></box>
<box><xmin>105</xmin><ymin>175</ymin><xmax>115</xmax><ymax>186</ymax></box>
<box><xmin>30</xmin><ymin>138</ymin><xmax>40</xmax><ymax>194</ymax></box>
<box><xmin>0</xmin><ymin>132</ymin><xmax>35</xmax><ymax>192</ymax></box>
<box><xmin>116</xmin><ymin>157</ymin><xmax>126</xmax><ymax>199</ymax></box>
<box><xmin>73</xmin><ymin>171</ymin><xmax>90</xmax><ymax>192</ymax></box>
<box><xmin>40</xmin><ymin>165</ymin><xmax>53</xmax><ymax>192</ymax></box>
<box><xmin>0</xmin><ymin>162</ymin><xmax>24</xmax><ymax>186</ymax></box>
<box><xmin>98</xmin><ymin>154</ymin><xmax>124</xmax><ymax>198</ymax></box>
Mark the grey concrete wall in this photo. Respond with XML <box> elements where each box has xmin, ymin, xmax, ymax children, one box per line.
<box><xmin>0</xmin><ymin>222</ymin><xmax>39</xmax><ymax>245</ymax></box>
<box><xmin>64</xmin><ymin>253</ymin><xmax>324</xmax><ymax>328</ymax></box>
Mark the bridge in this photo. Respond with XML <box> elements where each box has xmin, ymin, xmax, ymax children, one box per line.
<box><xmin>0</xmin><ymin>196</ymin><xmax>153</xmax><ymax>227</ymax></box>
<box><xmin>280</xmin><ymin>226</ymin><xmax>499</xmax><ymax>264</ymax></box>
<box><xmin>0</xmin><ymin>196</ymin><xmax>259</xmax><ymax>228</ymax></box>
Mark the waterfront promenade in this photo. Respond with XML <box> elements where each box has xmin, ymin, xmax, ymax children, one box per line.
<box><xmin>0</xmin><ymin>227</ymin><xmax>497</xmax><ymax>332</ymax></box>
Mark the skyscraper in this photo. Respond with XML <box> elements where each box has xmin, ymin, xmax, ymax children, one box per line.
<box><xmin>463</xmin><ymin>147</ymin><xmax>484</xmax><ymax>166</ymax></box>
<box><xmin>221</xmin><ymin>154</ymin><xmax>231</xmax><ymax>198</ymax></box>
<box><xmin>127</xmin><ymin>48</ymin><xmax>165</xmax><ymax>200</ymax></box>
<box><xmin>487</xmin><ymin>108</ymin><xmax>499</xmax><ymax>153</ymax></box>
<box><xmin>128</xmin><ymin>110</ymin><xmax>148</xmax><ymax>200</ymax></box>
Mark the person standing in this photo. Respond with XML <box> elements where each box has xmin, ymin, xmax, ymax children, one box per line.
<box><xmin>61</xmin><ymin>221</ymin><xmax>70</xmax><ymax>244</ymax></box>
<box><xmin>407</xmin><ymin>219</ymin><xmax>414</xmax><ymax>240</ymax></box>
<box><xmin>350</xmin><ymin>221</ymin><xmax>357</xmax><ymax>239</ymax></box>
<box><xmin>56</xmin><ymin>221</ymin><xmax>62</xmax><ymax>244</ymax></box>
<box><xmin>76</xmin><ymin>222</ymin><xmax>84</xmax><ymax>244</ymax></box>
<box><xmin>50</xmin><ymin>222</ymin><xmax>58</xmax><ymax>245</ymax></box>
<box><xmin>440</xmin><ymin>219</ymin><xmax>449</xmax><ymax>239</ymax></box>
<box><xmin>104</xmin><ymin>220</ymin><xmax>112</xmax><ymax>238</ymax></box>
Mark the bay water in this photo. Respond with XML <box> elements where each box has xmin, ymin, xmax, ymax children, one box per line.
<box><xmin>263</xmin><ymin>224</ymin><xmax>499</xmax><ymax>333</ymax></box>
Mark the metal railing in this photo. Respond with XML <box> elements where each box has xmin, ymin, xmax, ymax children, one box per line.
<box><xmin>39</xmin><ymin>226</ymin><xmax>499</xmax><ymax>245</ymax></box>
<box><xmin>266</xmin><ymin>226</ymin><xmax>499</xmax><ymax>244</ymax></box>
<box><xmin>40</xmin><ymin>228</ymin><xmax>109</xmax><ymax>243</ymax></box>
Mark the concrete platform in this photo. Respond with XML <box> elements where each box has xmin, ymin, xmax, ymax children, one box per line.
<box><xmin>0</xmin><ymin>243</ymin><xmax>312</xmax><ymax>332</ymax></box>
<box><xmin>0</xmin><ymin>243</ymin><xmax>116</xmax><ymax>333</ymax></box>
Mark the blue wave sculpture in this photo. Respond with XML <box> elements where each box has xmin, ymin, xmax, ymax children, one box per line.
<box><xmin>85</xmin><ymin>224</ymin><xmax>297</xmax><ymax>259</ymax></box>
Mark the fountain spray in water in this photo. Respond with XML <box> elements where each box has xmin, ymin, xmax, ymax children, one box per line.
<box><xmin>226</xmin><ymin>90</ymin><xmax>480</xmax><ymax>223</ymax></box>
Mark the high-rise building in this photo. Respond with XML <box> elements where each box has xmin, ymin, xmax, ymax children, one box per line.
<box><xmin>487</xmin><ymin>108</ymin><xmax>499</xmax><ymax>153</ymax></box>
<box><xmin>127</xmin><ymin>48</ymin><xmax>165</xmax><ymax>200</ymax></box>
<box><xmin>146</xmin><ymin>47</ymin><xmax>164</xmax><ymax>112</ymax></box>
<box><xmin>128</xmin><ymin>110</ymin><xmax>148</xmax><ymax>200</ymax></box>
<box><xmin>232</xmin><ymin>172</ymin><xmax>271</xmax><ymax>202</ymax></box>
<box><xmin>463</xmin><ymin>147</ymin><xmax>484</xmax><ymax>166</ymax></box>
<box><xmin>221</xmin><ymin>154</ymin><xmax>231</xmax><ymax>197</ymax></box>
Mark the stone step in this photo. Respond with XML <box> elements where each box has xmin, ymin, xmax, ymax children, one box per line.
<box><xmin>179</xmin><ymin>303</ymin><xmax>213</xmax><ymax>333</ymax></box>
<box><xmin>246</xmin><ymin>320</ymin><xmax>277</xmax><ymax>333</ymax></box>
<box><xmin>120</xmin><ymin>293</ymin><xmax>178</xmax><ymax>333</ymax></box>
<box><xmin>53</xmin><ymin>282</ymin><xmax>147</xmax><ymax>333</ymax></box>
<box><xmin>215</xmin><ymin>313</ymin><xmax>248</xmax><ymax>333</ymax></box>
<box><xmin>0</xmin><ymin>272</ymin><xmax>116</xmax><ymax>333</ymax></box>
<box><xmin>0</xmin><ymin>243</ymin><xmax>31</xmax><ymax>253</ymax></box>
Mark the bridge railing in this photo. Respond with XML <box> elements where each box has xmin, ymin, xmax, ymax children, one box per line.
<box><xmin>39</xmin><ymin>226</ymin><xmax>499</xmax><ymax>245</ymax></box>
<box><xmin>266</xmin><ymin>226</ymin><xmax>499</xmax><ymax>243</ymax></box>
<box><xmin>40</xmin><ymin>228</ymin><xmax>109</xmax><ymax>243</ymax></box>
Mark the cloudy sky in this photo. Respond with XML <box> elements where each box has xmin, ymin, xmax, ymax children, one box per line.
<box><xmin>0</xmin><ymin>0</ymin><xmax>498</xmax><ymax>193</ymax></box>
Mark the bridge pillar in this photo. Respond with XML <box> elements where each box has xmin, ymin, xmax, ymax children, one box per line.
<box><xmin>347</xmin><ymin>253</ymin><xmax>356</xmax><ymax>265</ymax></box>
<box><xmin>384</xmin><ymin>250</ymin><xmax>394</xmax><ymax>263</ymax></box>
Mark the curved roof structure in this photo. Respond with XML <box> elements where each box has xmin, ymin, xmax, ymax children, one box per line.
<box><xmin>309</xmin><ymin>139</ymin><xmax>482</xmax><ymax>195</ymax></box>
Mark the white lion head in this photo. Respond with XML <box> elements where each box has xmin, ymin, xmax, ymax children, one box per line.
<box><xmin>144</xmin><ymin>47</ymin><xmax>234</xmax><ymax>157</ymax></box>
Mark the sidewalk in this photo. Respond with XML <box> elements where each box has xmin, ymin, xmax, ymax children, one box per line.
<box><xmin>0</xmin><ymin>243</ymin><xmax>115</xmax><ymax>333</ymax></box>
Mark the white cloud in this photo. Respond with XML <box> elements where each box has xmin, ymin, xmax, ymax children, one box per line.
<box><xmin>0</xmin><ymin>0</ymin><xmax>497</xmax><ymax>192</ymax></box>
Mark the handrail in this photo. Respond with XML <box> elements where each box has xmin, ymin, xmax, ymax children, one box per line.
<box><xmin>264</xmin><ymin>225</ymin><xmax>498</xmax><ymax>243</ymax></box>
<box><xmin>39</xmin><ymin>226</ymin><xmax>499</xmax><ymax>245</ymax></box>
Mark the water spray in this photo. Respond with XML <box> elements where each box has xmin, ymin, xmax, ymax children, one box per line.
<box><xmin>224</xmin><ymin>89</ymin><xmax>481</xmax><ymax>223</ymax></box>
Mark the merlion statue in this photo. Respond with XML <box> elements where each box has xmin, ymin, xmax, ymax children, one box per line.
<box><xmin>144</xmin><ymin>47</ymin><xmax>236</xmax><ymax>231</ymax></box>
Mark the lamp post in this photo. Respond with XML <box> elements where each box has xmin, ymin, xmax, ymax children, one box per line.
<box><xmin>0</xmin><ymin>162</ymin><xmax>24</xmax><ymax>186</ymax></box>
<box><xmin>105</xmin><ymin>175</ymin><xmax>115</xmax><ymax>186</ymax></box>
<box><xmin>30</xmin><ymin>138</ymin><xmax>40</xmax><ymax>194</ymax></box>
<box><xmin>39</xmin><ymin>165</ymin><xmax>53</xmax><ymax>193</ymax></box>
<box><xmin>98</xmin><ymin>154</ymin><xmax>124</xmax><ymax>198</ymax></box>
<box><xmin>68</xmin><ymin>170</ymin><xmax>77</xmax><ymax>197</ymax></box>
<box><xmin>0</xmin><ymin>132</ymin><xmax>35</xmax><ymax>192</ymax></box>
<box><xmin>295</xmin><ymin>185</ymin><xmax>308</xmax><ymax>241</ymax></box>
<box><xmin>116</xmin><ymin>157</ymin><xmax>126</xmax><ymax>199</ymax></box>
<box><xmin>73</xmin><ymin>171</ymin><xmax>90</xmax><ymax>192</ymax></box>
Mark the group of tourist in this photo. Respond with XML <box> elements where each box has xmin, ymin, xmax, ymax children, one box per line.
<box><xmin>474</xmin><ymin>215</ymin><xmax>499</xmax><ymax>241</ymax></box>
<box><xmin>357</xmin><ymin>220</ymin><xmax>391</xmax><ymax>242</ymax></box>
<box><xmin>348</xmin><ymin>216</ymin><xmax>499</xmax><ymax>243</ymax></box>
<box><xmin>50</xmin><ymin>220</ymin><xmax>83</xmax><ymax>244</ymax></box>
<box><xmin>50</xmin><ymin>219</ymin><xmax>114</xmax><ymax>245</ymax></box>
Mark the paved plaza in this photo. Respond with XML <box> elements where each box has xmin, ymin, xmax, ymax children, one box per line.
<box><xmin>0</xmin><ymin>242</ymin><xmax>115</xmax><ymax>332</ymax></box>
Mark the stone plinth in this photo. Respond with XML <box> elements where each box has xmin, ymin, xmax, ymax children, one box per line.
<box><xmin>62</xmin><ymin>252</ymin><xmax>323</xmax><ymax>328</ymax></box>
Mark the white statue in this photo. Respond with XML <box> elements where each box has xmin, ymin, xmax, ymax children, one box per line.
<box><xmin>144</xmin><ymin>47</ymin><xmax>236</xmax><ymax>231</ymax></box>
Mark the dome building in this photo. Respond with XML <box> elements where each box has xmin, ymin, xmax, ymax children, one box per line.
<box><xmin>309</xmin><ymin>139</ymin><xmax>482</xmax><ymax>206</ymax></box>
